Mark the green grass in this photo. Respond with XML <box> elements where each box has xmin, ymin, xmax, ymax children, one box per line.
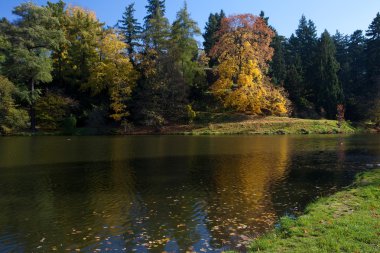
<box><xmin>245</xmin><ymin>169</ymin><xmax>380</xmax><ymax>253</ymax></box>
<box><xmin>7</xmin><ymin>114</ymin><xmax>360</xmax><ymax>136</ymax></box>
<box><xmin>184</xmin><ymin>115</ymin><xmax>357</xmax><ymax>135</ymax></box>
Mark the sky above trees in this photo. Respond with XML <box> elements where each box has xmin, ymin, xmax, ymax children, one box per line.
<box><xmin>1</xmin><ymin>0</ymin><xmax>380</xmax><ymax>40</ymax></box>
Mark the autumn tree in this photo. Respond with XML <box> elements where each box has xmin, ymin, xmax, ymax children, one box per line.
<box><xmin>210</xmin><ymin>14</ymin><xmax>288</xmax><ymax>115</ymax></box>
<box><xmin>61</xmin><ymin>6</ymin><xmax>103</xmax><ymax>90</ymax></box>
<box><xmin>85</xmin><ymin>32</ymin><xmax>139</xmax><ymax>125</ymax></box>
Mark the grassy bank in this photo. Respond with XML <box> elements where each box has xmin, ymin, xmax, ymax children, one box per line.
<box><xmin>180</xmin><ymin>115</ymin><xmax>357</xmax><ymax>135</ymax></box>
<box><xmin>7</xmin><ymin>115</ymin><xmax>361</xmax><ymax>136</ymax></box>
<box><xmin>246</xmin><ymin>169</ymin><xmax>380</xmax><ymax>253</ymax></box>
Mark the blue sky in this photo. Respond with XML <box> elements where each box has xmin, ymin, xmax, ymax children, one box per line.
<box><xmin>1</xmin><ymin>0</ymin><xmax>380</xmax><ymax>40</ymax></box>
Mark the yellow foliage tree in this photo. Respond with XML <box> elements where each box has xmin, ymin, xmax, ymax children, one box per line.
<box><xmin>86</xmin><ymin>32</ymin><xmax>139</xmax><ymax>123</ymax></box>
<box><xmin>210</xmin><ymin>14</ymin><xmax>289</xmax><ymax>115</ymax></box>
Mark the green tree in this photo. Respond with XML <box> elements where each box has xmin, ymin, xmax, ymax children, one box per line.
<box><xmin>118</xmin><ymin>3</ymin><xmax>142</xmax><ymax>59</ymax></box>
<box><xmin>0</xmin><ymin>31</ymin><xmax>10</xmax><ymax>74</ymax></box>
<box><xmin>144</xmin><ymin>0</ymin><xmax>165</xmax><ymax>28</ymax></box>
<box><xmin>203</xmin><ymin>10</ymin><xmax>225</xmax><ymax>65</ymax></box>
<box><xmin>0</xmin><ymin>76</ymin><xmax>28</xmax><ymax>134</ymax></box>
<box><xmin>46</xmin><ymin>0</ymin><xmax>68</xmax><ymax>88</ymax></box>
<box><xmin>170</xmin><ymin>3</ymin><xmax>201</xmax><ymax>86</ymax></box>
<box><xmin>166</xmin><ymin>2</ymin><xmax>203</xmax><ymax>120</ymax></box>
<box><xmin>132</xmin><ymin>0</ymin><xmax>171</xmax><ymax>127</ymax></box>
<box><xmin>314</xmin><ymin>30</ymin><xmax>343</xmax><ymax>118</ymax></box>
<box><xmin>283</xmin><ymin>16</ymin><xmax>318</xmax><ymax>114</ymax></box>
<box><xmin>366</xmin><ymin>13</ymin><xmax>380</xmax><ymax>85</ymax></box>
<box><xmin>143</xmin><ymin>0</ymin><xmax>169</xmax><ymax>52</ymax></box>
<box><xmin>270</xmin><ymin>34</ymin><xmax>286</xmax><ymax>86</ymax></box>
<box><xmin>1</xmin><ymin>3</ymin><xmax>64</xmax><ymax>131</ymax></box>
<box><xmin>366</xmin><ymin>13</ymin><xmax>380</xmax><ymax>122</ymax></box>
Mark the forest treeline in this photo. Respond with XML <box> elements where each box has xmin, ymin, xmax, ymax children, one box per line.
<box><xmin>0</xmin><ymin>0</ymin><xmax>379</xmax><ymax>134</ymax></box>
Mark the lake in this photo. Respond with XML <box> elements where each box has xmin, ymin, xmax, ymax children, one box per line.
<box><xmin>0</xmin><ymin>135</ymin><xmax>379</xmax><ymax>252</ymax></box>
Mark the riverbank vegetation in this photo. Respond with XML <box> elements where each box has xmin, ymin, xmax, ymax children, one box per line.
<box><xmin>0</xmin><ymin>1</ymin><xmax>380</xmax><ymax>135</ymax></box>
<box><xmin>247</xmin><ymin>168</ymin><xmax>380</xmax><ymax>253</ymax></box>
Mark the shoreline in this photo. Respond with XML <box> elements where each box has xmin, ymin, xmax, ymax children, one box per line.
<box><xmin>245</xmin><ymin>168</ymin><xmax>380</xmax><ymax>253</ymax></box>
<box><xmin>5</xmin><ymin>116</ymin><xmax>374</xmax><ymax>137</ymax></box>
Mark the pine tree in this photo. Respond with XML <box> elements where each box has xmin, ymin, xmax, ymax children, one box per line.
<box><xmin>366</xmin><ymin>13</ymin><xmax>380</xmax><ymax>87</ymax></box>
<box><xmin>132</xmin><ymin>0</ymin><xmax>171</xmax><ymax>127</ymax></box>
<box><xmin>259</xmin><ymin>11</ymin><xmax>269</xmax><ymax>25</ymax></box>
<box><xmin>314</xmin><ymin>30</ymin><xmax>343</xmax><ymax>118</ymax></box>
<box><xmin>366</xmin><ymin>13</ymin><xmax>380</xmax><ymax>122</ymax></box>
<box><xmin>333</xmin><ymin>31</ymin><xmax>350</xmax><ymax>87</ymax></box>
<box><xmin>1</xmin><ymin>3</ymin><xmax>64</xmax><ymax>131</ymax></box>
<box><xmin>170</xmin><ymin>2</ymin><xmax>201</xmax><ymax>85</ymax></box>
<box><xmin>270</xmin><ymin>34</ymin><xmax>286</xmax><ymax>85</ymax></box>
<box><xmin>143</xmin><ymin>0</ymin><xmax>170</xmax><ymax>53</ymax></box>
<box><xmin>144</xmin><ymin>0</ymin><xmax>165</xmax><ymax>28</ymax></box>
<box><xmin>203</xmin><ymin>10</ymin><xmax>225</xmax><ymax>65</ymax></box>
<box><xmin>166</xmin><ymin>2</ymin><xmax>203</xmax><ymax>120</ymax></box>
<box><xmin>118</xmin><ymin>3</ymin><xmax>142</xmax><ymax>58</ymax></box>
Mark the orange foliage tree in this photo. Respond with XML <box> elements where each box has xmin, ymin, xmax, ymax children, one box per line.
<box><xmin>210</xmin><ymin>14</ymin><xmax>289</xmax><ymax>115</ymax></box>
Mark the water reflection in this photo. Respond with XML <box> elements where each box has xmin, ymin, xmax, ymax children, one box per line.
<box><xmin>0</xmin><ymin>135</ymin><xmax>379</xmax><ymax>252</ymax></box>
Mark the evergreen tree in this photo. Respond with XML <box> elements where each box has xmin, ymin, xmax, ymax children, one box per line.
<box><xmin>118</xmin><ymin>3</ymin><xmax>142</xmax><ymax>57</ymax></box>
<box><xmin>144</xmin><ymin>0</ymin><xmax>165</xmax><ymax>28</ymax></box>
<box><xmin>1</xmin><ymin>3</ymin><xmax>64</xmax><ymax>131</ymax></box>
<box><xmin>203</xmin><ymin>10</ymin><xmax>225</xmax><ymax>58</ymax></box>
<box><xmin>170</xmin><ymin>2</ymin><xmax>201</xmax><ymax>85</ymax></box>
<box><xmin>270</xmin><ymin>34</ymin><xmax>286</xmax><ymax>85</ymax></box>
<box><xmin>143</xmin><ymin>0</ymin><xmax>170</xmax><ymax>53</ymax></box>
<box><xmin>167</xmin><ymin>2</ymin><xmax>203</xmax><ymax>120</ymax></box>
<box><xmin>132</xmin><ymin>0</ymin><xmax>171</xmax><ymax>127</ymax></box>
<box><xmin>342</xmin><ymin>30</ymin><xmax>366</xmax><ymax>120</ymax></box>
<box><xmin>333</xmin><ymin>31</ymin><xmax>350</xmax><ymax>89</ymax></box>
<box><xmin>314</xmin><ymin>30</ymin><xmax>343</xmax><ymax>118</ymax></box>
<box><xmin>283</xmin><ymin>16</ymin><xmax>318</xmax><ymax>115</ymax></box>
<box><xmin>259</xmin><ymin>11</ymin><xmax>269</xmax><ymax>25</ymax></box>
<box><xmin>296</xmin><ymin>16</ymin><xmax>318</xmax><ymax>100</ymax></box>
<box><xmin>366</xmin><ymin>13</ymin><xmax>380</xmax><ymax>122</ymax></box>
<box><xmin>366</xmin><ymin>13</ymin><xmax>380</xmax><ymax>87</ymax></box>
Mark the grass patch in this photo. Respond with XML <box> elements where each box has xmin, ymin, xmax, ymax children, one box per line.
<box><xmin>246</xmin><ymin>169</ymin><xmax>380</xmax><ymax>253</ymax></box>
<box><xmin>185</xmin><ymin>115</ymin><xmax>357</xmax><ymax>135</ymax></box>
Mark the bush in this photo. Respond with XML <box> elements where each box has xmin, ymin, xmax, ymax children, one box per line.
<box><xmin>0</xmin><ymin>76</ymin><xmax>28</xmax><ymax>135</ymax></box>
<box><xmin>143</xmin><ymin>110</ymin><xmax>165</xmax><ymax>131</ymax></box>
<box><xmin>186</xmin><ymin>104</ymin><xmax>197</xmax><ymax>124</ymax></box>
<box><xmin>35</xmin><ymin>92</ymin><xmax>77</xmax><ymax>130</ymax></box>
<box><xmin>85</xmin><ymin>105</ymin><xmax>108</xmax><ymax>128</ymax></box>
<box><xmin>62</xmin><ymin>115</ymin><xmax>77</xmax><ymax>135</ymax></box>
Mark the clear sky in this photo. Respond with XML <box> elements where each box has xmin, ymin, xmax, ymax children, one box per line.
<box><xmin>1</xmin><ymin>0</ymin><xmax>380</xmax><ymax>40</ymax></box>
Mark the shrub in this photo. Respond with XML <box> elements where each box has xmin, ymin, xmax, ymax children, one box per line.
<box><xmin>35</xmin><ymin>92</ymin><xmax>77</xmax><ymax>130</ymax></box>
<box><xmin>62</xmin><ymin>115</ymin><xmax>77</xmax><ymax>135</ymax></box>
<box><xmin>0</xmin><ymin>76</ymin><xmax>28</xmax><ymax>135</ymax></box>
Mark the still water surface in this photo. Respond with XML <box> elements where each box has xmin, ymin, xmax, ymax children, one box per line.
<box><xmin>0</xmin><ymin>135</ymin><xmax>379</xmax><ymax>252</ymax></box>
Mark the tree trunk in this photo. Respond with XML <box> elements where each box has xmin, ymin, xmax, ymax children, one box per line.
<box><xmin>30</xmin><ymin>79</ymin><xmax>36</xmax><ymax>132</ymax></box>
